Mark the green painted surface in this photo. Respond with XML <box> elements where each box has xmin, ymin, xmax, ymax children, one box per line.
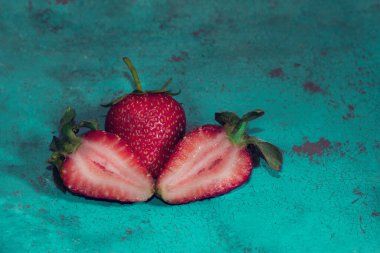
<box><xmin>1</xmin><ymin>1</ymin><xmax>379</xmax><ymax>252</ymax></box>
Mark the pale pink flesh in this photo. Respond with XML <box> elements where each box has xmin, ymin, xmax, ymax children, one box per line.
<box><xmin>62</xmin><ymin>136</ymin><xmax>154</xmax><ymax>202</ymax></box>
<box><xmin>157</xmin><ymin>129</ymin><xmax>252</xmax><ymax>203</ymax></box>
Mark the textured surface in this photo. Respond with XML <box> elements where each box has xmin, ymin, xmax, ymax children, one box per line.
<box><xmin>0</xmin><ymin>0</ymin><xmax>379</xmax><ymax>252</ymax></box>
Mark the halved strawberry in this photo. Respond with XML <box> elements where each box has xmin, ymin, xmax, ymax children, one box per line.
<box><xmin>48</xmin><ymin>107</ymin><xmax>154</xmax><ymax>202</ymax></box>
<box><xmin>156</xmin><ymin>110</ymin><xmax>283</xmax><ymax>204</ymax></box>
<box><xmin>103</xmin><ymin>58</ymin><xmax>186</xmax><ymax>178</ymax></box>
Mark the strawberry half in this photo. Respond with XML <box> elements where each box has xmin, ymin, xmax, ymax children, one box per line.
<box><xmin>156</xmin><ymin>110</ymin><xmax>283</xmax><ymax>204</ymax></box>
<box><xmin>103</xmin><ymin>57</ymin><xmax>186</xmax><ymax>178</ymax></box>
<box><xmin>48</xmin><ymin>107</ymin><xmax>154</xmax><ymax>202</ymax></box>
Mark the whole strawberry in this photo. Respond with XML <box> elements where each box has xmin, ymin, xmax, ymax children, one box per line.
<box><xmin>156</xmin><ymin>110</ymin><xmax>283</xmax><ymax>204</ymax></box>
<box><xmin>104</xmin><ymin>58</ymin><xmax>186</xmax><ymax>178</ymax></box>
<box><xmin>49</xmin><ymin>107</ymin><xmax>154</xmax><ymax>202</ymax></box>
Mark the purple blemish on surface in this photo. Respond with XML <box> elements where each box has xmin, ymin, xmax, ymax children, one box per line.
<box><xmin>243</xmin><ymin>248</ymin><xmax>252</xmax><ymax>253</ymax></box>
<box><xmin>4</xmin><ymin>203</ymin><xmax>31</xmax><ymax>210</ymax></box>
<box><xmin>28</xmin><ymin>173</ymin><xmax>53</xmax><ymax>194</ymax></box>
<box><xmin>268</xmin><ymin>67</ymin><xmax>284</xmax><ymax>78</ymax></box>
<box><xmin>170</xmin><ymin>51</ymin><xmax>188</xmax><ymax>62</ymax></box>
<box><xmin>268</xmin><ymin>0</ymin><xmax>278</xmax><ymax>8</ymax></box>
<box><xmin>292</xmin><ymin>138</ymin><xmax>331</xmax><ymax>156</ymax></box>
<box><xmin>370</xmin><ymin>3</ymin><xmax>380</xmax><ymax>10</ymax></box>
<box><xmin>303</xmin><ymin>81</ymin><xmax>327</xmax><ymax>95</ymax></box>
<box><xmin>359</xmin><ymin>216</ymin><xmax>366</xmax><ymax>234</ymax></box>
<box><xmin>327</xmin><ymin>99</ymin><xmax>340</xmax><ymax>109</ymax></box>
<box><xmin>154</xmin><ymin>66</ymin><xmax>166</xmax><ymax>77</ymax></box>
<box><xmin>159</xmin><ymin>3</ymin><xmax>181</xmax><ymax>30</ymax></box>
<box><xmin>347</xmin><ymin>81</ymin><xmax>367</xmax><ymax>95</ymax></box>
<box><xmin>292</xmin><ymin>137</ymin><xmax>344</xmax><ymax>162</ymax></box>
<box><xmin>353</xmin><ymin>187</ymin><xmax>364</xmax><ymax>196</ymax></box>
<box><xmin>38</xmin><ymin>208</ymin><xmax>48</xmax><ymax>213</ymax></box>
<box><xmin>192</xmin><ymin>28</ymin><xmax>203</xmax><ymax>37</ymax></box>
<box><xmin>28</xmin><ymin>0</ymin><xmax>33</xmax><ymax>11</ymax></box>
<box><xmin>32</xmin><ymin>9</ymin><xmax>64</xmax><ymax>33</ymax></box>
<box><xmin>220</xmin><ymin>83</ymin><xmax>225</xmax><ymax>92</ymax></box>
<box><xmin>10</xmin><ymin>191</ymin><xmax>22</xmax><ymax>197</ymax></box>
<box><xmin>56</xmin><ymin>0</ymin><xmax>73</xmax><ymax>5</ymax></box>
<box><xmin>320</xmin><ymin>49</ymin><xmax>328</xmax><ymax>57</ymax></box>
<box><xmin>126</xmin><ymin>228</ymin><xmax>133</xmax><ymax>235</ymax></box>
<box><xmin>214</xmin><ymin>15</ymin><xmax>235</xmax><ymax>30</ymax></box>
<box><xmin>30</xmin><ymin>175</ymin><xmax>47</xmax><ymax>190</ymax></box>
<box><xmin>357</xmin><ymin>143</ymin><xmax>367</xmax><ymax>153</ymax></box>
<box><xmin>342</xmin><ymin>105</ymin><xmax>355</xmax><ymax>120</ymax></box>
<box><xmin>57</xmin><ymin>215</ymin><xmax>80</xmax><ymax>226</ymax></box>
<box><xmin>192</xmin><ymin>28</ymin><xmax>211</xmax><ymax>37</ymax></box>
<box><xmin>372</xmin><ymin>211</ymin><xmax>380</xmax><ymax>217</ymax></box>
<box><xmin>351</xmin><ymin>198</ymin><xmax>360</xmax><ymax>204</ymax></box>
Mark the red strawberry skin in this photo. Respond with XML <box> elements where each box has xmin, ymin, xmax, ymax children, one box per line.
<box><xmin>156</xmin><ymin>125</ymin><xmax>253</xmax><ymax>204</ymax></box>
<box><xmin>60</xmin><ymin>130</ymin><xmax>154</xmax><ymax>202</ymax></box>
<box><xmin>105</xmin><ymin>93</ymin><xmax>186</xmax><ymax>178</ymax></box>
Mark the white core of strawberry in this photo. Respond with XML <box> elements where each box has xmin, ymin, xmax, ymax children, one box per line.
<box><xmin>166</xmin><ymin>132</ymin><xmax>228</xmax><ymax>187</ymax></box>
<box><xmin>66</xmin><ymin>138</ymin><xmax>153</xmax><ymax>202</ymax></box>
<box><xmin>158</xmin><ymin>130</ymin><xmax>250</xmax><ymax>203</ymax></box>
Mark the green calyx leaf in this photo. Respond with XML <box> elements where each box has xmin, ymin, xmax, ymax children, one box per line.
<box><xmin>214</xmin><ymin>109</ymin><xmax>283</xmax><ymax>171</ymax></box>
<box><xmin>74</xmin><ymin>120</ymin><xmax>99</xmax><ymax>131</ymax></box>
<box><xmin>59</xmin><ymin>106</ymin><xmax>76</xmax><ymax>131</ymax></box>
<box><xmin>249</xmin><ymin>138</ymin><xmax>283</xmax><ymax>171</ymax></box>
<box><xmin>241</xmin><ymin>110</ymin><xmax>264</xmax><ymax>122</ymax></box>
<box><xmin>101</xmin><ymin>57</ymin><xmax>180</xmax><ymax>107</ymax></box>
<box><xmin>101</xmin><ymin>94</ymin><xmax>128</xmax><ymax>107</ymax></box>
<box><xmin>215</xmin><ymin>112</ymin><xmax>240</xmax><ymax>126</ymax></box>
<box><xmin>144</xmin><ymin>78</ymin><xmax>181</xmax><ymax>96</ymax></box>
<box><xmin>48</xmin><ymin>107</ymin><xmax>99</xmax><ymax>170</ymax></box>
<box><xmin>215</xmin><ymin>109</ymin><xmax>264</xmax><ymax>145</ymax></box>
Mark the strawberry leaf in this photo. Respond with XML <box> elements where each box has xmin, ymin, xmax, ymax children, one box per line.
<box><xmin>59</xmin><ymin>107</ymin><xmax>76</xmax><ymax>131</ymax></box>
<box><xmin>241</xmin><ymin>110</ymin><xmax>264</xmax><ymax>122</ymax></box>
<box><xmin>75</xmin><ymin>120</ymin><xmax>98</xmax><ymax>131</ymax></box>
<box><xmin>49</xmin><ymin>107</ymin><xmax>97</xmax><ymax>170</ymax></box>
<box><xmin>215</xmin><ymin>110</ymin><xmax>283</xmax><ymax>171</ymax></box>
<box><xmin>49</xmin><ymin>136</ymin><xmax>64</xmax><ymax>152</ymax></box>
<box><xmin>101</xmin><ymin>95</ymin><xmax>128</xmax><ymax>107</ymax></box>
<box><xmin>215</xmin><ymin>112</ymin><xmax>240</xmax><ymax>126</ymax></box>
<box><xmin>48</xmin><ymin>152</ymin><xmax>64</xmax><ymax>170</ymax></box>
<box><xmin>253</xmin><ymin>140</ymin><xmax>283</xmax><ymax>171</ymax></box>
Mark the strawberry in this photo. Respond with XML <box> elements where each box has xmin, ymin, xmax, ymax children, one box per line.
<box><xmin>156</xmin><ymin>110</ymin><xmax>283</xmax><ymax>204</ymax></box>
<box><xmin>103</xmin><ymin>57</ymin><xmax>186</xmax><ymax>178</ymax></box>
<box><xmin>48</xmin><ymin>107</ymin><xmax>154</xmax><ymax>202</ymax></box>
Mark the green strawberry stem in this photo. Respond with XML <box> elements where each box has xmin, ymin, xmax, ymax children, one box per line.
<box><xmin>48</xmin><ymin>107</ymin><xmax>98</xmax><ymax>170</ymax></box>
<box><xmin>215</xmin><ymin>110</ymin><xmax>283</xmax><ymax>171</ymax></box>
<box><xmin>230</xmin><ymin>121</ymin><xmax>248</xmax><ymax>144</ymax></box>
<box><xmin>101</xmin><ymin>57</ymin><xmax>179</xmax><ymax>107</ymax></box>
<box><xmin>123</xmin><ymin>57</ymin><xmax>143</xmax><ymax>92</ymax></box>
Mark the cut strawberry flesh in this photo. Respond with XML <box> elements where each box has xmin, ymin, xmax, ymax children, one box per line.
<box><xmin>157</xmin><ymin>125</ymin><xmax>253</xmax><ymax>204</ymax></box>
<box><xmin>61</xmin><ymin>131</ymin><xmax>154</xmax><ymax>202</ymax></box>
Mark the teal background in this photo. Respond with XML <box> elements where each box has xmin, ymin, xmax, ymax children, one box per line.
<box><xmin>1</xmin><ymin>0</ymin><xmax>379</xmax><ymax>252</ymax></box>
